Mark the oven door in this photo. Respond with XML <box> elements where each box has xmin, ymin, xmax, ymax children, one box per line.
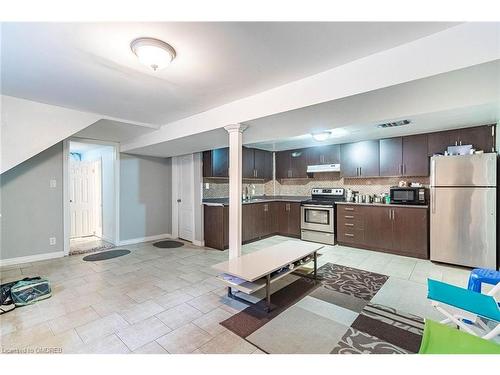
<box><xmin>301</xmin><ymin>205</ymin><xmax>334</xmax><ymax>233</ymax></box>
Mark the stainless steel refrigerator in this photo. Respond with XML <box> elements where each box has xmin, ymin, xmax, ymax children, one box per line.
<box><xmin>430</xmin><ymin>153</ymin><xmax>497</xmax><ymax>269</ymax></box>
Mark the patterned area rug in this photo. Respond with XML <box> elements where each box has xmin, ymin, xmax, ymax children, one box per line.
<box><xmin>220</xmin><ymin>263</ymin><xmax>424</xmax><ymax>354</ymax></box>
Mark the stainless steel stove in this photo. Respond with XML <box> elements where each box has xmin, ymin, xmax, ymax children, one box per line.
<box><xmin>300</xmin><ymin>188</ymin><xmax>345</xmax><ymax>245</ymax></box>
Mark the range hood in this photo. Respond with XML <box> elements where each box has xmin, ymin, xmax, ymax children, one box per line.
<box><xmin>307</xmin><ymin>164</ymin><xmax>341</xmax><ymax>173</ymax></box>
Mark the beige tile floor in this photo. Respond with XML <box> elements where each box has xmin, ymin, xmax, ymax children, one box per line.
<box><xmin>0</xmin><ymin>236</ymin><xmax>472</xmax><ymax>354</ymax></box>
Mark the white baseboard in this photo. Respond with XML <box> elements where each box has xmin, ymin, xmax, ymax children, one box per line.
<box><xmin>118</xmin><ymin>233</ymin><xmax>172</xmax><ymax>246</ymax></box>
<box><xmin>192</xmin><ymin>240</ymin><xmax>205</xmax><ymax>247</ymax></box>
<box><xmin>0</xmin><ymin>251</ymin><xmax>65</xmax><ymax>267</ymax></box>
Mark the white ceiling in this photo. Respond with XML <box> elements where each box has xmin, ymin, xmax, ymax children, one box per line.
<box><xmin>126</xmin><ymin>60</ymin><xmax>500</xmax><ymax>157</ymax></box>
<box><xmin>1</xmin><ymin>22</ymin><xmax>458</xmax><ymax>125</ymax></box>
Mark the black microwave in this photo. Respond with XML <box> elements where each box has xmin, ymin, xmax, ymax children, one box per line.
<box><xmin>390</xmin><ymin>187</ymin><xmax>427</xmax><ymax>205</ymax></box>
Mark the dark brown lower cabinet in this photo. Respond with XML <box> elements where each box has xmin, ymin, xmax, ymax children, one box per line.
<box><xmin>203</xmin><ymin>201</ymin><xmax>301</xmax><ymax>250</ymax></box>
<box><xmin>203</xmin><ymin>205</ymin><xmax>229</xmax><ymax>250</ymax></box>
<box><xmin>337</xmin><ymin>204</ymin><xmax>428</xmax><ymax>259</ymax></box>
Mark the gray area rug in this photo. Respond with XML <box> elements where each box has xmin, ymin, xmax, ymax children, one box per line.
<box><xmin>82</xmin><ymin>249</ymin><xmax>131</xmax><ymax>261</ymax></box>
<box><xmin>153</xmin><ymin>240</ymin><xmax>184</xmax><ymax>249</ymax></box>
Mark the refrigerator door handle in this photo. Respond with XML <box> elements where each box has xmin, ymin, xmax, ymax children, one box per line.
<box><xmin>431</xmin><ymin>188</ymin><xmax>436</xmax><ymax>214</ymax></box>
<box><xmin>430</xmin><ymin>159</ymin><xmax>436</xmax><ymax>187</ymax></box>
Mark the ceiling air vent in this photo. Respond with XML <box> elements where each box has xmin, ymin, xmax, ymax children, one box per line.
<box><xmin>376</xmin><ymin>119</ymin><xmax>411</xmax><ymax>129</ymax></box>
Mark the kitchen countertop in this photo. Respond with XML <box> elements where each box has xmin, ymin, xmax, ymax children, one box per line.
<box><xmin>202</xmin><ymin>195</ymin><xmax>309</xmax><ymax>206</ymax></box>
<box><xmin>336</xmin><ymin>201</ymin><xmax>429</xmax><ymax>209</ymax></box>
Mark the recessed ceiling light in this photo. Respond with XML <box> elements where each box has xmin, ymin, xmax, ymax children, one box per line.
<box><xmin>311</xmin><ymin>131</ymin><xmax>331</xmax><ymax>142</ymax></box>
<box><xmin>130</xmin><ymin>37</ymin><xmax>176</xmax><ymax>71</ymax></box>
<box><xmin>376</xmin><ymin>119</ymin><xmax>411</xmax><ymax>129</ymax></box>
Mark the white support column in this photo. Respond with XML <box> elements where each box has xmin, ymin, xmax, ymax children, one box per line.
<box><xmin>224</xmin><ymin>124</ymin><xmax>247</xmax><ymax>259</ymax></box>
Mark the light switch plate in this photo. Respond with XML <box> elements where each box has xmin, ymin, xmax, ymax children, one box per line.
<box><xmin>49</xmin><ymin>237</ymin><xmax>56</xmax><ymax>245</ymax></box>
<box><xmin>205</xmin><ymin>183</ymin><xmax>210</xmax><ymax>189</ymax></box>
<box><xmin>50</xmin><ymin>179</ymin><xmax>57</xmax><ymax>188</ymax></box>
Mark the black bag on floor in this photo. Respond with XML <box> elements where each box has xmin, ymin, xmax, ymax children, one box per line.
<box><xmin>0</xmin><ymin>277</ymin><xmax>43</xmax><ymax>314</ymax></box>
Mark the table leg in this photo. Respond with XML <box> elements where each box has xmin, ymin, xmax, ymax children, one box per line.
<box><xmin>314</xmin><ymin>251</ymin><xmax>318</xmax><ymax>280</ymax></box>
<box><xmin>266</xmin><ymin>274</ymin><xmax>271</xmax><ymax>312</ymax></box>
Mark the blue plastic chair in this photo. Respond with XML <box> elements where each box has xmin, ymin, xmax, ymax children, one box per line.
<box><xmin>467</xmin><ymin>268</ymin><xmax>500</xmax><ymax>294</ymax></box>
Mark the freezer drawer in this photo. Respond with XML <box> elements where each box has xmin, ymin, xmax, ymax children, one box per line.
<box><xmin>430</xmin><ymin>154</ymin><xmax>496</xmax><ymax>187</ymax></box>
<box><xmin>430</xmin><ymin>187</ymin><xmax>496</xmax><ymax>268</ymax></box>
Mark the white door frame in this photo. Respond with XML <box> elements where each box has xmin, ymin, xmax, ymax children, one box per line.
<box><xmin>63</xmin><ymin>137</ymin><xmax>120</xmax><ymax>256</ymax></box>
<box><xmin>171</xmin><ymin>154</ymin><xmax>196</xmax><ymax>243</ymax></box>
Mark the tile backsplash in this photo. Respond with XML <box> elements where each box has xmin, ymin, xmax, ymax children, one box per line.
<box><xmin>203</xmin><ymin>174</ymin><xmax>429</xmax><ymax>198</ymax></box>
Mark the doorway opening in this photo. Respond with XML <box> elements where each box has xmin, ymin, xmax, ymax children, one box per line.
<box><xmin>65</xmin><ymin>140</ymin><xmax>118</xmax><ymax>255</ymax></box>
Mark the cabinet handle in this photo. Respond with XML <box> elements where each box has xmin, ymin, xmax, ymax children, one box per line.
<box><xmin>459</xmin><ymin>140</ymin><xmax>462</xmax><ymax>146</ymax></box>
<box><xmin>359</xmin><ymin>167</ymin><xmax>362</xmax><ymax>176</ymax></box>
<box><xmin>344</xmin><ymin>223</ymin><xmax>354</xmax><ymax>227</ymax></box>
<box><xmin>399</xmin><ymin>164</ymin><xmax>403</xmax><ymax>175</ymax></box>
<box><xmin>345</xmin><ymin>233</ymin><xmax>354</xmax><ymax>237</ymax></box>
<box><xmin>455</xmin><ymin>140</ymin><xmax>458</xmax><ymax>146</ymax></box>
<box><xmin>344</xmin><ymin>207</ymin><xmax>354</xmax><ymax>211</ymax></box>
<box><xmin>392</xmin><ymin>209</ymin><xmax>395</xmax><ymax>220</ymax></box>
<box><xmin>388</xmin><ymin>210</ymin><xmax>391</xmax><ymax>219</ymax></box>
<box><xmin>344</xmin><ymin>215</ymin><xmax>354</xmax><ymax>219</ymax></box>
<box><xmin>403</xmin><ymin>164</ymin><xmax>406</xmax><ymax>175</ymax></box>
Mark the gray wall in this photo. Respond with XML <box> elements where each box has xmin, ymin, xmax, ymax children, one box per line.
<box><xmin>1</xmin><ymin>143</ymin><xmax>64</xmax><ymax>260</ymax></box>
<box><xmin>120</xmin><ymin>154</ymin><xmax>172</xmax><ymax>241</ymax></box>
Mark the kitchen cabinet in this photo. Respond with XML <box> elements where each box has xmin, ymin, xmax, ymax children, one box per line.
<box><xmin>340</xmin><ymin>140</ymin><xmax>380</xmax><ymax>177</ymax></box>
<box><xmin>402</xmin><ymin>134</ymin><xmax>429</xmax><ymax>176</ymax></box>
<box><xmin>306</xmin><ymin>144</ymin><xmax>340</xmax><ymax>165</ymax></box>
<box><xmin>202</xmin><ymin>148</ymin><xmax>229</xmax><ymax>178</ymax></box>
<box><xmin>242</xmin><ymin>147</ymin><xmax>255</xmax><ymax>179</ymax></box>
<box><xmin>391</xmin><ymin>207</ymin><xmax>428</xmax><ymax>259</ymax></box>
<box><xmin>379</xmin><ymin>137</ymin><xmax>403</xmax><ymax>177</ymax></box>
<box><xmin>203</xmin><ymin>205</ymin><xmax>229</xmax><ymax>250</ymax></box>
<box><xmin>275</xmin><ymin>202</ymin><xmax>300</xmax><ymax>237</ymax></box>
<box><xmin>457</xmin><ymin>125</ymin><xmax>495</xmax><ymax>153</ymax></box>
<box><xmin>204</xmin><ymin>147</ymin><xmax>272</xmax><ymax>180</ymax></box>
<box><xmin>253</xmin><ymin>148</ymin><xmax>273</xmax><ymax>180</ymax></box>
<box><xmin>337</xmin><ymin>204</ymin><xmax>428</xmax><ymax>259</ymax></box>
<box><xmin>379</xmin><ymin>135</ymin><xmax>428</xmax><ymax>177</ymax></box>
<box><xmin>428</xmin><ymin>125</ymin><xmax>495</xmax><ymax>155</ymax></box>
<box><xmin>275</xmin><ymin>149</ymin><xmax>308</xmax><ymax>179</ymax></box>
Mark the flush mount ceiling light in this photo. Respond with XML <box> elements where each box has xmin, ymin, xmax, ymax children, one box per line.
<box><xmin>130</xmin><ymin>37</ymin><xmax>176</xmax><ymax>71</ymax></box>
<box><xmin>311</xmin><ymin>131</ymin><xmax>331</xmax><ymax>142</ymax></box>
<box><xmin>311</xmin><ymin>128</ymin><xmax>348</xmax><ymax>141</ymax></box>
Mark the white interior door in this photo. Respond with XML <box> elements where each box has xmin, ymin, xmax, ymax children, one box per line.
<box><xmin>70</xmin><ymin>159</ymin><xmax>102</xmax><ymax>238</ymax></box>
<box><xmin>177</xmin><ymin>155</ymin><xmax>194</xmax><ymax>241</ymax></box>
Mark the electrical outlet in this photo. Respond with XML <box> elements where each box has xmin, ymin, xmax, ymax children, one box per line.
<box><xmin>49</xmin><ymin>179</ymin><xmax>57</xmax><ymax>188</ymax></box>
<box><xmin>49</xmin><ymin>237</ymin><xmax>56</xmax><ymax>246</ymax></box>
<box><xmin>205</xmin><ymin>183</ymin><xmax>210</xmax><ymax>189</ymax></box>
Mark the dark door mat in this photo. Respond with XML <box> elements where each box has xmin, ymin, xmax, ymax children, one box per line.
<box><xmin>82</xmin><ymin>249</ymin><xmax>131</xmax><ymax>261</ymax></box>
<box><xmin>153</xmin><ymin>240</ymin><xmax>184</xmax><ymax>248</ymax></box>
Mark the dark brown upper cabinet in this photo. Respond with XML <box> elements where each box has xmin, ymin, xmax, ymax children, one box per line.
<box><xmin>204</xmin><ymin>147</ymin><xmax>272</xmax><ymax>180</ymax></box>
<box><xmin>242</xmin><ymin>147</ymin><xmax>255</xmax><ymax>179</ymax></box>
<box><xmin>379</xmin><ymin>137</ymin><xmax>403</xmax><ymax>177</ymax></box>
<box><xmin>428</xmin><ymin>125</ymin><xmax>495</xmax><ymax>155</ymax></box>
<box><xmin>340</xmin><ymin>140</ymin><xmax>380</xmax><ymax>177</ymax></box>
<box><xmin>402</xmin><ymin>134</ymin><xmax>429</xmax><ymax>176</ymax></box>
<box><xmin>253</xmin><ymin>148</ymin><xmax>273</xmax><ymax>180</ymax></box>
<box><xmin>243</xmin><ymin>147</ymin><xmax>273</xmax><ymax>180</ymax></box>
<box><xmin>306</xmin><ymin>144</ymin><xmax>341</xmax><ymax>165</ymax></box>
<box><xmin>380</xmin><ymin>135</ymin><xmax>428</xmax><ymax>177</ymax></box>
<box><xmin>457</xmin><ymin>125</ymin><xmax>495</xmax><ymax>153</ymax></box>
<box><xmin>276</xmin><ymin>149</ymin><xmax>308</xmax><ymax>179</ymax></box>
<box><xmin>202</xmin><ymin>148</ymin><xmax>229</xmax><ymax>178</ymax></box>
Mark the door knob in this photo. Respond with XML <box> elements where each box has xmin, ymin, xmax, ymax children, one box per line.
<box><xmin>177</xmin><ymin>199</ymin><xmax>181</xmax><ymax>203</ymax></box>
